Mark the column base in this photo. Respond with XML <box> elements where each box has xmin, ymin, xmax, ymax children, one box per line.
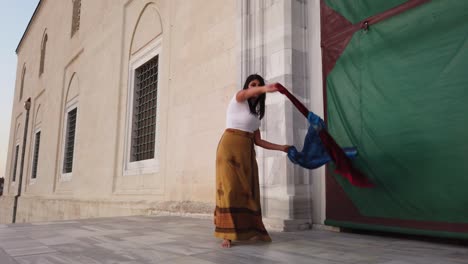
<box><xmin>263</xmin><ymin>217</ymin><xmax>312</xmax><ymax>232</ymax></box>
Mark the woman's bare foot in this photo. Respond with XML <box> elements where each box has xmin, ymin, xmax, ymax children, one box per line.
<box><xmin>221</xmin><ymin>239</ymin><xmax>231</xmax><ymax>248</ymax></box>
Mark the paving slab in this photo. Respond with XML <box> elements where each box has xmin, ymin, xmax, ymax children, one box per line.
<box><xmin>0</xmin><ymin>215</ymin><xmax>466</xmax><ymax>264</ymax></box>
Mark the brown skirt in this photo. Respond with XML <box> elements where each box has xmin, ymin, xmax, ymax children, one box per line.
<box><xmin>214</xmin><ymin>128</ymin><xmax>271</xmax><ymax>242</ymax></box>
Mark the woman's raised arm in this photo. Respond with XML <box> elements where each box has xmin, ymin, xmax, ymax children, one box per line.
<box><xmin>236</xmin><ymin>83</ymin><xmax>280</xmax><ymax>102</ymax></box>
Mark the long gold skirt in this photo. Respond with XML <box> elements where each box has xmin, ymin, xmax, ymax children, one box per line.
<box><xmin>214</xmin><ymin>128</ymin><xmax>271</xmax><ymax>242</ymax></box>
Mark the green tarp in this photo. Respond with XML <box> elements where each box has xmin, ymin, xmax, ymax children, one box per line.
<box><xmin>323</xmin><ymin>0</ymin><xmax>468</xmax><ymax>237</ymax></box>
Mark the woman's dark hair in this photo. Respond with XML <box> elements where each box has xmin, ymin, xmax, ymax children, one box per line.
<box><xmin>243</xmin><ymin>74</ymin><xmax>266</xmax><ymax>120</ymax></box>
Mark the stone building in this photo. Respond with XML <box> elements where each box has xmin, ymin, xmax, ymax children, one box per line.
<box><xmin>0</xmin><ymin>0</ymin><xmax>325</xmax><ymax>231</ymax></box>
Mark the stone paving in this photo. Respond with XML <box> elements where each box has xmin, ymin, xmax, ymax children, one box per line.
<box><xmin>0</xmin><ymin>215</ymin><xmax>467</xmax><ymax>264</ymax></box>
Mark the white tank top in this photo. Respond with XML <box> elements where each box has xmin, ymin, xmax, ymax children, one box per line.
<box><xmin>226</xmin><ymin>95</ymin><xmax>261</xmax><ymax>132</ymax></box>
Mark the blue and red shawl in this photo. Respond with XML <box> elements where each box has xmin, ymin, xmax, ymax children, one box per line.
<box><xmin>277</xmin><ymin>84</ymin><xmax>373</xmax><ymax>188</ymax></box>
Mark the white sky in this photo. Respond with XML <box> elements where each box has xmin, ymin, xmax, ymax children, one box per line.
<box><xmin>0</xmin><ymin>0</ymin><xmax>40</xmax><ymax>178</ymax></box>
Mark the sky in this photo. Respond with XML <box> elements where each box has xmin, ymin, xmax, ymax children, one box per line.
<box><xmin>0</xmin><ymin>0</ymin><xmax>40</xmax><ymax>178</ymax></box>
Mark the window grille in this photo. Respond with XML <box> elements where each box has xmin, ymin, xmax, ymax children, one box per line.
<box><xmin>19</xmin><ymin>68</ymin><xmax>25</xmax><ymax>101</ymax></box>
<box><xmin>71</xmin><ymin>0</ymin><xmax>81</xmax><ymax>37</ymax></box>
<box><xmin>32</xmin><ymin>131</ymin><xmax>41</xmax><ymax>179</ymax></box>
<box><xmin>39</xmin><ymin>35</ymin><xmax>47</xmax><ymax>75</ymax></box>
<box><xmin>12</xmin><ymin>145</ymin><xmax>20</xmax><ymax>181</ymax></box>
<box><xmin>63</xmin><ymin>108</ymin><xmax>77</xmax><ymax>173</ymax></box>
<box><xmin>131</xmin><ymin>55</ymin><xmax>158</xmax><ymax>162</ymax></box>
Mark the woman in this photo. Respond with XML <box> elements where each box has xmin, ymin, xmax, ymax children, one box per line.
<box><xmin>214</xmin><ymin>74</ymin><xmax>290</xmax><ymax>248</ymax></box>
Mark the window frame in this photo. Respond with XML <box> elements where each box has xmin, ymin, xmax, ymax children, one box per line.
<box><xmin>30</xmin><ymin>128</ymin><xmax>42</xmax><ymax>182</ymax></box>
<box><xmin>39</xmin><ymin>34</ymin><xmax>47</xmax><ymax>76</ymax></box>
<box><xmin>11</xmin><ymin>143</ymin><xmax>20</xmax><ymax>183</ymax></box>
<box><xmin>60</xmin><ymin>98</ymin><xmax>79</xmax><ymax>181</ymax></box>
<box><xmin>123</xmin><ymin>38</ymin><xmax>162</xmax><ymax>176</ymax></box>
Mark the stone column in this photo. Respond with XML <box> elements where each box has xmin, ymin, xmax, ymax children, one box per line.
<box><xmin>238</xmin><ymin>0</ymin><xmax>324</xmax><ymax>231</ymax></box>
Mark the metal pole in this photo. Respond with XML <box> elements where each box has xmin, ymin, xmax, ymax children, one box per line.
<box><xmin>12</xmin><ymin>97</ymin><xmax>31</xmax><ymax>223</ymax></box>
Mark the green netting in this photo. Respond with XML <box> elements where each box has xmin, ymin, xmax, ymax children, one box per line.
<box><xmin>326</xmin><ymin>0</ymin><xmax>468</xmax><ymax>223</ymax></box>
<box><xmin>324</xmin><ymin>0</ymin><xmax>408</xmax><ymax>24</ymax></box>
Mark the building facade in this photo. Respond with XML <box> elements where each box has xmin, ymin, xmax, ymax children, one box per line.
<box><xmin>0</xmin><ymin>0</ymin><xmax>325</xmax><ymax>231</ymax></box>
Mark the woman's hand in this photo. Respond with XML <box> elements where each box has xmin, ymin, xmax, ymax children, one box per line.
<box><xmin>265</xmin><ymin>82</ymin><xmax>287</xmax><ymax>93</ymax></box>
<box><xmin>281</xmin><ymin>145</ymin><xmax>291</xmax><ymax>153</ymax></box>
<box><xmin>264</xmin><ymin>82</ymin><xmax>288</xmax><ymax>93</ymax></box>
<box><xmin>264</xmin><ymin>83</ymin><xmax>280</xmax><ymax>93</ymax></box>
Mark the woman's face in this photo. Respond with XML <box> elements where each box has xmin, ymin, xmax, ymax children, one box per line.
<box><xmin>248</xmin><ymin>79</ymin><xmax>261</xmax><ymax>89</ymax></box>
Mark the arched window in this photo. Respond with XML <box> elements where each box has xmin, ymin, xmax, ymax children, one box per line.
<box><xmin>124</xmin><ymin>4</ymin><xmax>163</xmax><ymax>175</ymax></box>
<box><xmin>61</xmin><ymin>73</ymin><xmax>79</xmax><ymax>180</ymax></box>
<box><xmin>11</xmin><ymin>124</ymin><xmax>22</xmax><ymax>182</ymax></box>
<box><xmin>39</xmin><ymin>34</ymin><xmax>47</xmax><ymax>76</ymax></box>
<box><xmin>31</xmin><ymin>105</ymin><xmax>43</xmax><ymax>180</ymax></box>
<box><xmin>71</xmin><ymin>0</ymin><xmax>81</xmax><ymax>37</ymax></box>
